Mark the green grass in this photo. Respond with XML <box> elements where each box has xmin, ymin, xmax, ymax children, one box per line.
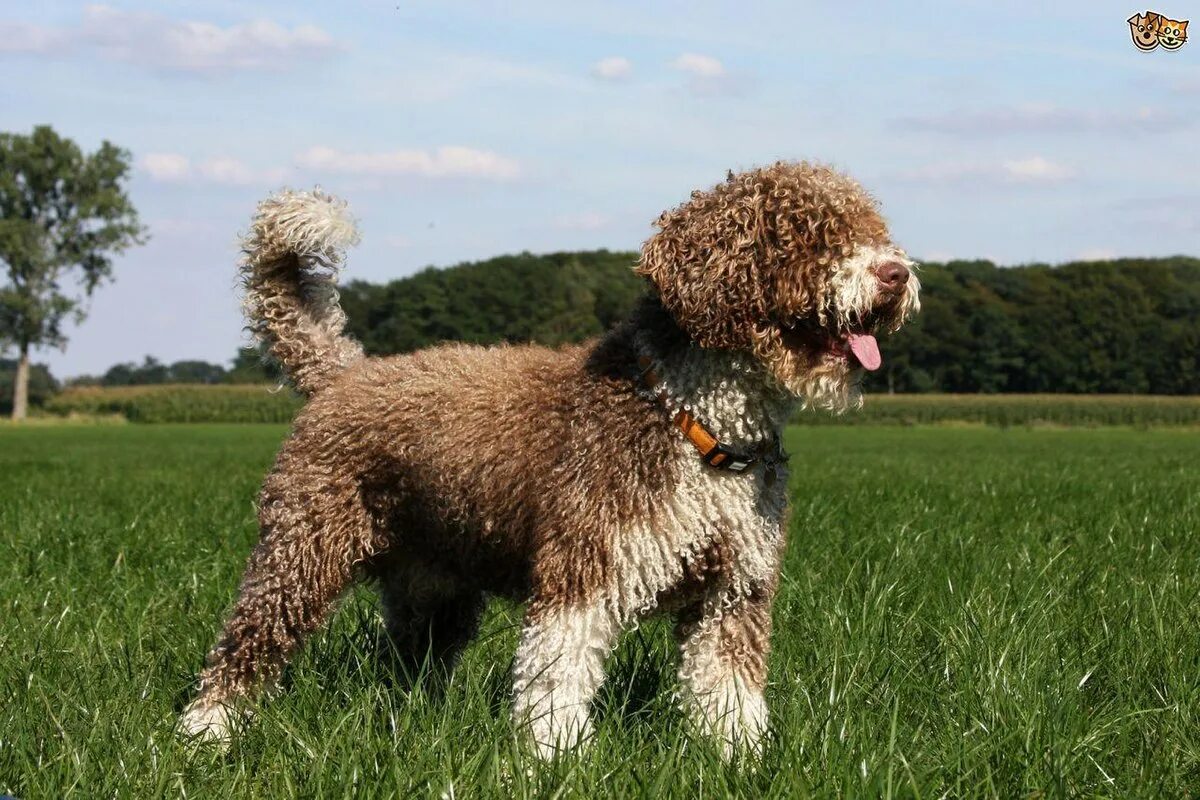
<box><xmin>2</xmin><ymin>425</ymin><xmax>1199</xmax><ymax>798</ymax></box>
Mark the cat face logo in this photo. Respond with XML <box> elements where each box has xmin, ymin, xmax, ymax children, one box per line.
<box><xmin>1128</xmin><ymin>12</ymin><xmax>1161</xmax><ymax>49</ymax></box>
<box><xmin>1157</xmin><ymin>16</ymin><xmax>1188</xmax><ymax>49</ymax></box>
<box><xmin>1129</xmin><ymin>10</ymin><xmax>1188</xmax><ymax>50</ymax></box>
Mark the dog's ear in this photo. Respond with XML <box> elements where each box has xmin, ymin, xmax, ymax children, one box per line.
<box><xmin>636</xmin><ymin>184</ymin><xmax>777</xmax><ymax>351</ymax></box>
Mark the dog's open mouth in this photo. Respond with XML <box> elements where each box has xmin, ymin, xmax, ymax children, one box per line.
<box><xmin>779</xmin><ymin>314</ymin><xmax>883</xmax><ymax>372</ymax></box>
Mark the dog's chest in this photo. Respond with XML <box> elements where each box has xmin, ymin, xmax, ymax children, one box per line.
<box><xmin>602</xmin><ymin>341</ymin><xmax>795</xmax><ymax>618</ymax></box>
<box><xmin>607</xmin><ymin>447</ymin><xmax>789</xmax><ymax>620</ymax></box>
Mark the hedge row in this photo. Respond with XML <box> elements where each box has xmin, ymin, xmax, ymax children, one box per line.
<box><xmin>45</xmin><ymin>384</ymin><xmax>302</xmax><ymax>423</ymax></box>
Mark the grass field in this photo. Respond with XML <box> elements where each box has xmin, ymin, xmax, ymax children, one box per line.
<box><xmin>2</xmin><ymin>425</ymin><xmax>1199</xmax><ymax>798</ymax></box>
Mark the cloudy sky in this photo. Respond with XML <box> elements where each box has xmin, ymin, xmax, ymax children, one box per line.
<box><xmin>2</xmin><ymin>0</ymin><xmax>1198</xmax><ymax>376</ymax></box>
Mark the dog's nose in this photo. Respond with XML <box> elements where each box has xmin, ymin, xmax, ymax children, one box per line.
<box><xmin>875</xmin><ymin>261</ymin><xmax>909</xmax><ymax>291</ymax></box>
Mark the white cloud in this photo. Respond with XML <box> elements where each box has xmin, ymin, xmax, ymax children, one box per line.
<box><xmin>140</xmin><ymin>153</ymin><xmax>192</xmax><ymax>182</ymax></box>
<box><xmin>554</xmin><ymin>212</ymin><xmax>609</xmax><ymax>231</ymax></box>
<box><xmin>295</xmin><ymin>145</ymin><xmax>521</xmax><ymax>181</ymax></box>
<box><xmin>671</xmin><ymin>53</ymin><xmax>725</xmax><ymax>78</ymax></box>
<box><xmin>897</xmin><ymin>155</ymin><xmax>1075</xmax><ymax>187</ymax></box>
<box><xmin>669</xmin><ymin>52</ymin><xmax>747</xmax><ymax>97</ymax></box>
<box><xmin>195</xmin><ymin>157</ymin><xmax>255</xmax><ymax>185</ymax></box>
<box><xmin>591</xmin><ymin>56</ymin><xmax>632</xmax><ymax>81</ymax></box>
<box><xmin>199</xmin><ymin>157</ymin><xmax>288</xmax><ymax>186</ymax></box>
<box><xmin>898</xmin><ymin>104</ymin><xmax>1190</xmax><ymax>136</ymax></box>
<box><xmin>1076</xmin><ymin>248</ymin><xmax>1117</xmax><ymax>261</ymax></box>
<box><xmin>0</xmin><ymin>5</ymin><xmax>341</xmax><ymax>73</ymax></box>
<box><xmin>1001</xmin><ymin>156</ymin><xmax>1074</xmax><ymax>184</ymax></box>
<box><xmin>139</xmin><ymin>153</ymin><xmax>287</xmax><ymax>185</ymax></box>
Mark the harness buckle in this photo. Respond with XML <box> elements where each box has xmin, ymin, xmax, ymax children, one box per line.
<box><xmin>702</xmin><ymin>442</ymin><xmax>756</xmax><ymax>472</ymax></box>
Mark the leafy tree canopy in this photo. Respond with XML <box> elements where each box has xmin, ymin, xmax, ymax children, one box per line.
<box><xmin>340</xmin><ymin>251</ymin><xmax>1200</xmax><ymax>396</ymax></box>
<box><xmin>0</xmin><ymin>125</ymin><xmax>145</xmax><ymax>417</ymax></box>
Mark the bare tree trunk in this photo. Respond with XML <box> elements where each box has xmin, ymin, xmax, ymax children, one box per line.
<box><xmin>11</xmin><ymin>344</ymin><xmax>29</xmax><ymax>420</ymax></box>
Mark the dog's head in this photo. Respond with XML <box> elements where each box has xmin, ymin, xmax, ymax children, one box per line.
<box><xmin>1129</xmin><ymin>12</ymin><xmax>1161</xmax><ymax>50</ymax></box>
<box><xmin>637</xmin><ymin>161</ymin><xmax>920</xmax><ymax>410</ymax></box>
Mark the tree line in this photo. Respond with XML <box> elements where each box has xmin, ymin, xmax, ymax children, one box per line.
<box><xmin>66</xmin><ymin>349</ymin><xmax>282</xmax><ymax>388</ymax></box>
<box><xmin>6</xmin><ymin>251</ymin><xmax>1197</xmax><ymax>414</ymax></box>
<box><xmin>341</xmin><ymin>251</ymin><xmax>1200</xmax><ymax>396</ymax></box>
<box><xmin>871</xmin><ymin>256</ymin><xmax>1200</xmax><ymax>394</ymax></box>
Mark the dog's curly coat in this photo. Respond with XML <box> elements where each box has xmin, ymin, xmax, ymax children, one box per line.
<box><xmin>180</xmin><ymin>161</ymin><xmax>920</xmax><ymax>758</ymax></box>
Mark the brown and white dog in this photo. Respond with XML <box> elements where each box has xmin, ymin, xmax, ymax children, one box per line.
<box><xmin>180</xmin><ymin>162</ymin><xmax>920</xmax><ymax>759</ymax></box>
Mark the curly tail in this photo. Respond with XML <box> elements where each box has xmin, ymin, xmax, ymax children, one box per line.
<box><xmin>240</xmin><ymin>189</ymin><xmax>364</xmax><ymax>397</ymax></box>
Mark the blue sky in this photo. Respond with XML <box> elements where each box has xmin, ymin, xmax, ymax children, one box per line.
<box><xmin>2</xmin><ymin>0</ymin><xmax>1198</xmax><ymax>376</ymax></box>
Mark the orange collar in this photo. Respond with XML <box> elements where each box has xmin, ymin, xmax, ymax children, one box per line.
<box><xmin>637</xmin><ymin>355</ymin><xmax>784</xmax><ymax>474</ymax></box>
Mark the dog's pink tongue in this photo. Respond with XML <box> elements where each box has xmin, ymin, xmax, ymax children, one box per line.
<box><xmin>847</xmin><ymin>333</ymin><xmax>881</xmax><ymax>371</ymax></box>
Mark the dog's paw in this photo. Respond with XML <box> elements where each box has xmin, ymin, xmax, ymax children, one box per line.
<box><xmin>681</xmin><ymin>682</ymin><xmax>770</xmax><ymax>764</ymax></box>
<box><xmin>178</xmin><ymin>697</ymin><xmax>241</xmax><ymax>746</ymax></box>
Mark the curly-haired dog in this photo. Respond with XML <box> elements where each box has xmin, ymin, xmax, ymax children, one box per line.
<box><xmin>180</xmin><ymin>162</ymin><xmax>920</xmax><ymax>758</ymax></box>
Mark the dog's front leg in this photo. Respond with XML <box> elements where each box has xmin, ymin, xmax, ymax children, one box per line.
<box><xmin>510</xmin><ymin>597</ymin><xmax>621</xmax><ymax>759</ymax></box>
<box><xmin>675</xmin><ymin>586</ymin><xmax>774</xmax><ymax>759</ymax></box>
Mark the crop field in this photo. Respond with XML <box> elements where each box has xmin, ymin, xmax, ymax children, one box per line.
<box><xmin>45</xmin><ymin>384</ymin><xmax>303</xmax><ymax>424</ymax></box>
<box><xmin>2</xmin><ymin>424</ymin><xmax>1199</xmax><ymax>798</ymax></box>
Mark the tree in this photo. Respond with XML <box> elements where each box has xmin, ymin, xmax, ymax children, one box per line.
<box><xmin>339</xmin><ymin>249</ymin><xmax>645</xmax><ymax>355</ymax></box>
<box><xmin>168</xmin><ymin>359</ymin><xmax>226</xmax><ymax>384</ymax></box>
<box><xmin>102</xmin><ymin>355</ymin><xmax>168</xmax><ymax>386</ymax></box>
<box><xmin>0</xmin><ymin>126</ymin><xmax>145</xmax><ymax>419</ymax></box>
<box><xmin>0</xmin><ymin>358</ymin><xmax>57</xmax><ymax>415</ymax></box>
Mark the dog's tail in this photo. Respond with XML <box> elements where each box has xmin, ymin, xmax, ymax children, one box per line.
<box><xmin>240</xmin><ymin>189</ymin><xmax>364</xmax><ymax>397</ymax></box>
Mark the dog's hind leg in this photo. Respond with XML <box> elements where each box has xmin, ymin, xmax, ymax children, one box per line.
<box><xmin>180</xmin><ymin>465</ymin><xmax>385</xmax><ymax>742</ymax></box>
<box><xmin>375</xmin><ymin>558</ymin><xmax>486</xmax><ymax>682</ymax></box>
<box><xmin>510</xmin><ymin>596</ymin><xmax>622</xmax><ymax>759</ymax></box>
<box><xmin>674</xmin><ymin>586</ymin><xmax>774</xmax><ymax>759</ymax></box>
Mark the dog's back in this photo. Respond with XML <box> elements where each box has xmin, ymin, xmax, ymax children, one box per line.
<box><xmin>282</xmin><ymin>328</ymin><xmax>680</xmax><ymax>598</ymax></box>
